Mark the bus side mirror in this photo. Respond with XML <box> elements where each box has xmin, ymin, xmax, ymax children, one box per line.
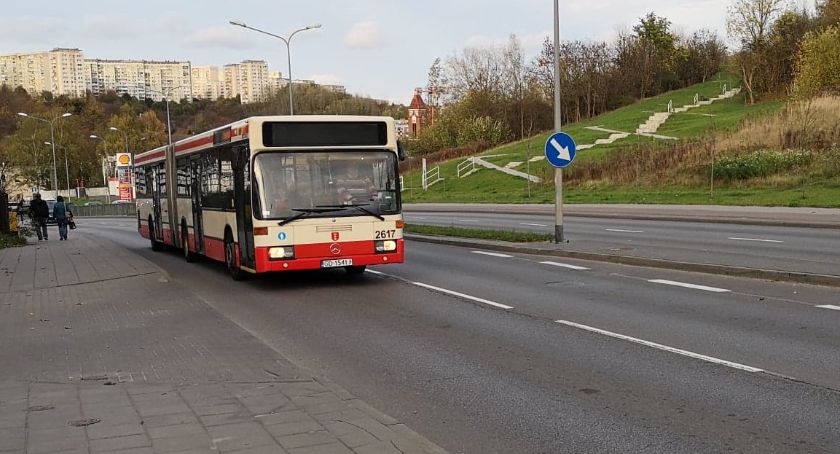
<box><xmin>397</xmin><ymin>141</ymin><xmax>407</xmax><ymax>161</ymax></box>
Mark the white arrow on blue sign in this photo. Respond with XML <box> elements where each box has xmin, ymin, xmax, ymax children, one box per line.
<box><xmin>544</xmin><ymin>132</ymin><xmax>577</xmax><ymax>168</ymax></box>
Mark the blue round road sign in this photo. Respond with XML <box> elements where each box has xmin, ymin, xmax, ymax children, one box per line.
<box><xmin>544</xmin><ymin>132</ymin><xmax>577</xmax><ymax>168</ymax></box>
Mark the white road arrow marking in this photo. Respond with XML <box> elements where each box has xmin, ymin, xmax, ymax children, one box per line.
<box><xmin>549</xmin><ymin>138</ymin><xmax>571</xmax><ymax>161</ymax></box>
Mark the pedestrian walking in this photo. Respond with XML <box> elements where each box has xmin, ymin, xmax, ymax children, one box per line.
<box><xmin>54</xmin><ymin>195</ymin><xmax>72</xmax><ymax>241</ymax></box>
<box><xmin>28</xmin><ymin>193</ymin><xmax>49</xmax><ymax>241</ymax></box>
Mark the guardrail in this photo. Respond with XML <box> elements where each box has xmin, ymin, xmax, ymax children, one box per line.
<box><xmin>422</xmin><ymin>166</ymin><xmax>443</xmax><ymax>190</ymax></box>
<box><xmin>457</xmin><ymin>158</ymin><xmax>476</xmax><ymax>178</ymax></box>
<box><xmin>72</xmin><ymin>203</ymin><xmax>136</xmax><ymax>217</ymax></box>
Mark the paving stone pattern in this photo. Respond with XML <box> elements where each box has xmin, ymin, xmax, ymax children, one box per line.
<box><xmin>0</xmin><ymin>234</ymin><xmax>446</xmax><ymax>454</ymax></box>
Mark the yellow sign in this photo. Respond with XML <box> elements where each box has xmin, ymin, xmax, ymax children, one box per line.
<box><xmin>116</xmin><ymin>153</ymin><xmax>132</xmax><ymax>167</ymax></box>
<box><xmin>9</xmin><ymin>212</ymin><xmax>18</xmax><ymax>233</ymax></box>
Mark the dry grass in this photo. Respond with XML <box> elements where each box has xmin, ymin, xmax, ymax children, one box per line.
<box><xmin>566</xmin><ymin>96</ymin><xmax>840</xmax><ymax>187</ymax></box>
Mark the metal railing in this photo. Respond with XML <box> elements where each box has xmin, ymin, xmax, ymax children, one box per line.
<box><xmin>422</xmin><ymin>166</ymin><xmax>442</xmax><ymax>190</ymax></box>
<box><xmin>457</xmin><ymin>158</ymin><xmax>476</xmax><ymax>178</ymax></box>
<box><xmin>72</xmin><ymin>203</ymin><xmax>136</xmax><ymax>217</ymax></box>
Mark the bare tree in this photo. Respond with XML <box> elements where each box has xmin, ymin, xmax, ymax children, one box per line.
<box><xmin>727</xmin><ymin>0</ymin><xmax>787</xmax><ymax>103</ymax></box>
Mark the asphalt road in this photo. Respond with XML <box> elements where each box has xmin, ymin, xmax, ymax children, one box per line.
<box><xmin>403</xmin><ymin>212</ymin><xmax>840</xmax><ymax>276</ymax></box>
<box><xmin>86</xmin><ymin>218</ymin><xmax>840</xmax><ymax>453</ymax></box>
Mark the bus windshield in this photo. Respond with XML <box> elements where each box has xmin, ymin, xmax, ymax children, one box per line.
<box><xmin>253</xmin><ymin>150</ymin><xmax>400</xmax><ymax>220</ymax></box>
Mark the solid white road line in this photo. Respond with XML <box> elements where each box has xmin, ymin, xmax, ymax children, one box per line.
<box><xmin>413</xmin><ymin>282</ymin><xmax>514</xmax><ymax>309</ymax></box>
<box><xmin>816</xmin><ymin>305</ymin><xmax>840</xmax><ymax>311</ymax></box>
<box><xmin>472</xmin><ymin>251</ymin><xmax>513</xmax><ymax>258</ymax></box>
<box><xmin>520</xmin><ymin>223</ymin><xmax>548</xmax><ymax>227</ymax></box>
<box><xmin>555</xmin><ymin>320</ymin><xmax>764</xmax><ymax>373</ymax></box>
<box><xmin>605</xmin><ymin>228</ymin><xmax>644</xmax><ymax>233</ymax></box>
<box><xmin>540</xmin><ymin>261</ymin><xmax>590</xmax><ymax>271</ymax></box>
<box><xmin>648</xmin><ymin>279</ymin><xmax>730</xmax><ymax>293</ymax></box>
<box><xmin>728</xmin><ymin>237</ymin><xmax>784</xmax><ymax>243</ymax></box>
<box><xmin>364</xmin><ymin>269</ymin><xmax>514</xmax><ymax>310</ymax></box>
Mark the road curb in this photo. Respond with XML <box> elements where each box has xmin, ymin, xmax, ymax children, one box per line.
<box><xmin>405</xmin><ymin>234</ymin><xmax>840</xmax><ymax>288</ymax></box>
<box><xmin>404</xmin><ymin>207</ymin><xmax>840</xmax><ymax>230</ymax></box>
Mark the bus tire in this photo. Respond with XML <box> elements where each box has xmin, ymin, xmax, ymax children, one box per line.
<box><xmin>149</xmin><ymin>217</ymin><xmax>163</xmax><ymax>252</ymax></box>
<box><xmin>224</xmin><ymin>230</ymin><xmax>247</xmax><ymax>281</ymax></box>
<box><xmin>182</xmin><ymin>221</ymin><xmax>197</xmax><ymax>262</ymax></box>
<box><xmin>345</xmin><ymin>265</ymin><xmax>367</xmax><ymax>275</ymax></box>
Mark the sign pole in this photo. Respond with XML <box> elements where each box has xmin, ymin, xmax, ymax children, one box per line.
<box><xmin>553</xmin><ymin>0</ymin><xmax>564</xmax><ymax>243</ymax></box>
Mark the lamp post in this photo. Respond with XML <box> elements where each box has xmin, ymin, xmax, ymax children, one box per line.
<box><xmin>17</xmin><ymin>112</ymin><xmax>71</xmax><ymax>196</ymax></box>
<box><xmin>90</xmin><ymin>135</ymin><xmax>111</xmax><ymax>203</ymax></box>
<box><xmin>229</xmin><ymin>20</ymin><xmax>321</xmax><ymax>115</ymax></box>
<box><xmin>141</xmin><ymin>86</ymin><xmax>188</xmax><ymax>155</ymax></box>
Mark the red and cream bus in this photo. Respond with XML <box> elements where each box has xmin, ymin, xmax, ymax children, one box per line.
<box><xmin>134</xmin><ymin>116</ymin><xmax>406</xmax><ymax>280</ymax></box>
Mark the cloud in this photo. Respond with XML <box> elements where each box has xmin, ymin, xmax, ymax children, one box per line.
<box><xmin>0</xmin><ymin>16</ymin><xmax>68</xmax><ymax>47</ymax></box>
<box><xmin>185</xmin><ymin>26</ymin><xmax>253</xmax><ymax>49</ymax></box>
<box><xmin>344</xmin><ymin>21</ymin><xmax>384</xmax><ymax>49</ymax></box>
<box><xmin>309</xmin><ymin>74</ymin><xmax>342</xmax><ymax>85</ymax></box>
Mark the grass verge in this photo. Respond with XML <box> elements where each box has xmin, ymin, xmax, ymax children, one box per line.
<box><xmin>0</xmin><ymin>233</ymin><xmax>27</xmax><ymax>249</ymax></box>
<box><xmin>405</xmin><ymin>224</ymin><xmax>553</xmax><ymax>242</ymax></box>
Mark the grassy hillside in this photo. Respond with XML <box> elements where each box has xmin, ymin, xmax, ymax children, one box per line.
<box><xmin>401</xmin><ymin>77</ymin><xmax>840</xmax><ymax>207</ymax></box>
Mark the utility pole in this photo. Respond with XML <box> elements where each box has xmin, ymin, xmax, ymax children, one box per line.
<box><xmin>553</xmin><ymin>0</ymin><xmax>564</xmax><ymax>243</ymax></box>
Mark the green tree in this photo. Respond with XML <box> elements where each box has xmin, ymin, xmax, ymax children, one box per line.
<box><xmin>794</xmin><ymin>25</ymin><xmax>840</xmax><ymax>98</ymax></box>
<box><xmin>633</xmin><ymin>12</ymin><xmax>679</xmax><ymax>98</ymax></box>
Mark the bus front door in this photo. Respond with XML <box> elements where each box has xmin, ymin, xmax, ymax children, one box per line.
<box><xmin>233</xmin><ymin>147</ymin><xmax>255</xmax><ymax>270</ymax></box>
<box><xmin>152</xmin><ymin>166</ymin><xmax>163</xmax><ymax>241</ymax></box>
<box><xmin>190</xmin><ymin>157</ymin><xmax>205</xmax><ymax>255</ymax></box>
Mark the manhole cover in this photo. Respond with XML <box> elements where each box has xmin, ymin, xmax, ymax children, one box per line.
<box><xmin>69</xmin><ymin>418</ymin><xmax>101</xmax><ymax>427</ymax></box>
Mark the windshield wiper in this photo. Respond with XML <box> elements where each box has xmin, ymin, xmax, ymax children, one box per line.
<box><xmin>278</xmin><ymin>207</ymin><xmax>336</xmax><ymax>226</ymax></box>
<box><xmin>315</xmin><ymin>204</ymin><xmax>386</xmax><ymax>221</ymax></box>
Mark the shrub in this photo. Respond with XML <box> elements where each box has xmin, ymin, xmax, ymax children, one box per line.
<box><xmin>713</xmin><ymin>150</ymin><xmax>813</xmax><ymax>180</ymax></box>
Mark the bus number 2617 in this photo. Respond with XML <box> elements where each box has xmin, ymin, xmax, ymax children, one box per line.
<box><xmin>375</xmin><ymin>230</ymin><xmax>396</xmax><ymax>239</ymax></box>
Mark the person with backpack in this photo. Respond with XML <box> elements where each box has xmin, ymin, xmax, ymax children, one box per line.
<box><xmin>28</xmin><ymin>193</ymin><xmax>49</xmax><ymax>240</ymax></box>
<box><xmin>54</xmin><ymin>195</ymin><xmax>73</xmax><ymax>241</ymax></box>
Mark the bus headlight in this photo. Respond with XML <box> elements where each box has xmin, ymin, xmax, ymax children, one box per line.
<box><xmin>375</xmin><ymin>240</ymin><xmax>397</xmax><ymax>252</ymax></box>
<box><xmin>269</xmin><ymin>246</ymin><xmax>295</xmax><ymax>260</ymax></box>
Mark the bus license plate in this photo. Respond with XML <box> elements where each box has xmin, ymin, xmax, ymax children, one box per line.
<box><xmin>321</xmin><ymin>259</ymin><xmax>352</xmax><ymax>268</ymax></box>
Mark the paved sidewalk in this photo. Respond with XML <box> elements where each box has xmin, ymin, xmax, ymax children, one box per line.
<box><xmin>0</xmin><ymin>236</ymin><xmax>446</xmax><ymax>454</ymax></box>
<box><xmin>404</xmin><ymin>203</ymin><xmax>840</xmax><ymax>229</ymax></box>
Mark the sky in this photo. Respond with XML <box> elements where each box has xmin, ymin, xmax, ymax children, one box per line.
<box><xmin>0</xmin><ymin>0</ymin><xmax>736</xmax><ymax>105</ymax></box>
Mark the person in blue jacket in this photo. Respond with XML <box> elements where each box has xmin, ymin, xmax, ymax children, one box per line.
<box><xmin>53</xmin><ymin>196</ymin><xmax>73</xmax><ymax>240</ymax></box>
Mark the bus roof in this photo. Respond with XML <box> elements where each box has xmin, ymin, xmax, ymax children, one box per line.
<box><xmin>135</xmin><ymin>115</ymin><xmax>396</xmax><ymax>166</ymax></box>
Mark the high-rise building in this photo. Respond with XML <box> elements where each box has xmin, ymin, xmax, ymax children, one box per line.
<box><xmin>238</xmin><ymin>60</ymin><xmax>269</xmax><ymax>104</ymax></box>
<box><xmin>0</xmin><ymin>48</ymin><xmax>86</xmax><ymax>97</ymax></box>
<box><xmin>84</xmin><ymin>59</ymin><xmax>192</xmax><ymax>102</ymax></box>
<box><xmin>191</xmin><ymin>66</ymin><xmax>223</xmax><ymax>100</ymax></box>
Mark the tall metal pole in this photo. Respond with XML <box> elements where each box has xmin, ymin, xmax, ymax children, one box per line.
<box><xmin>63</xmin><ymin>146</ymin><xmax>70</xmax><ymax>198</ymax></box>
<box><xmin>49</xmin><ymin>125</ymin><xmax>58</xmax><ymax>195</ymax></box>
<box><xmin>285</xmin><ymin>40</ymin><xmax>294</xmax><ymax>115</ymax></box>
<box><xmin>553</xmin><ymin>0</ymin><xmax>564</xmax><ymax>243</ymax></box>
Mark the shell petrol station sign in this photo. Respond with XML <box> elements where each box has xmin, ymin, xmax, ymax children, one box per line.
<box><xmin>115</xmin><ymin>153</ymin><xmax>134</xmax><ymax>201</ymax></box>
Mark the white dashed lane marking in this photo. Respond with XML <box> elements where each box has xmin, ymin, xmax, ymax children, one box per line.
<box><xmin>816</xmin><ymin>305</ymin><xmax>840</xmax><ymax>311</ymax></box>
<box><xmin>728</xmin><ymin>237</ymin><xmax>784</xmax><ymax>243</ymax></box>
<box><xmin>471</xmin><ymin>251</ymin><xmax>513</xmax><ymax>258</ymax></box>
<box><xmin>556</xmin><ymin>320</ymin><xmax>765</xmax><ymax>373</ymax></box>
<box><xmin>605</xmin><ymin>228</ymin><xmax>644</xmax><ymax>233</ymax></box>
<box><xmin>520</xmin><ymin>223</ymin><xmax>548</xmax><ymax>227</ymax></box>
<box><xmin>366</xmin><ymin>270</ymin><xmax>513</xmax><ymax>310</ymax></box>
<box><xmin>648</xmin><ymin>279</ymin><xmax>730</xmax><ymax>293</ymax></box>
<box><xmin>540</xmin><ymin>261</ymin><xmax>590</xmax><ymax>271</ymax></box>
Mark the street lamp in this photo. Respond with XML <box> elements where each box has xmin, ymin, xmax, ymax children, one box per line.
<box><xmin>141</xmin><ymin>86</ymin><xmax>189</xmax><ymax>159</ymax></box>
<box><xmin>229</xmin><ymin>20</ymin><xmax>321</xmax><ymax>115</ymax></box>
<box><xmin>18</xmin><ymin>112</ymin><xmax>71</xmax><ymax>196</ymax></box>
<box><xmin>43</xmin><ymin>141</ymin><xmax>72</xmax><ymax>198</ymax></box>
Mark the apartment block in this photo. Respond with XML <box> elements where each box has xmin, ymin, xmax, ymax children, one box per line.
<box><xmin>191</xmin><ymin>65</ymin><xmax>223</xmax><ymax>100</ymax></box>
<box><xmin>0</xmin><ymin>48</ymin><xmax>86</xmax><ymax>97</ymax></box>
<box><xmin>84</xmin><ymin>59</ymin><xmax>192</xmax><ymax>102</ymax></box>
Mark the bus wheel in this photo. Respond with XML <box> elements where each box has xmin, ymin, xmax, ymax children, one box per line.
<box><xmin>182</xmin><ymin>224</ymin><xmax>197</xmax><ymax>262</ymax></box>
<box><xmin>224</xmin><ymin>232</ymin><xmax>247</xmax><ymax>281</ymax></box>
<box><xmin>345</xmin><ymin>265</ymin><xmax>367</xmax><ymax>275</ymax></box>
<box><xmin>149</xmin><ymin>217</ymin><xmax>163</xmax><ymax>252</ymax></box>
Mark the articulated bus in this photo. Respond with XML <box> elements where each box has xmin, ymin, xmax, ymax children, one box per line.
<box><xmin>134</xmin><ymin>116</ymin><xmax>406</xmax><ymax>280</ymax></box>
